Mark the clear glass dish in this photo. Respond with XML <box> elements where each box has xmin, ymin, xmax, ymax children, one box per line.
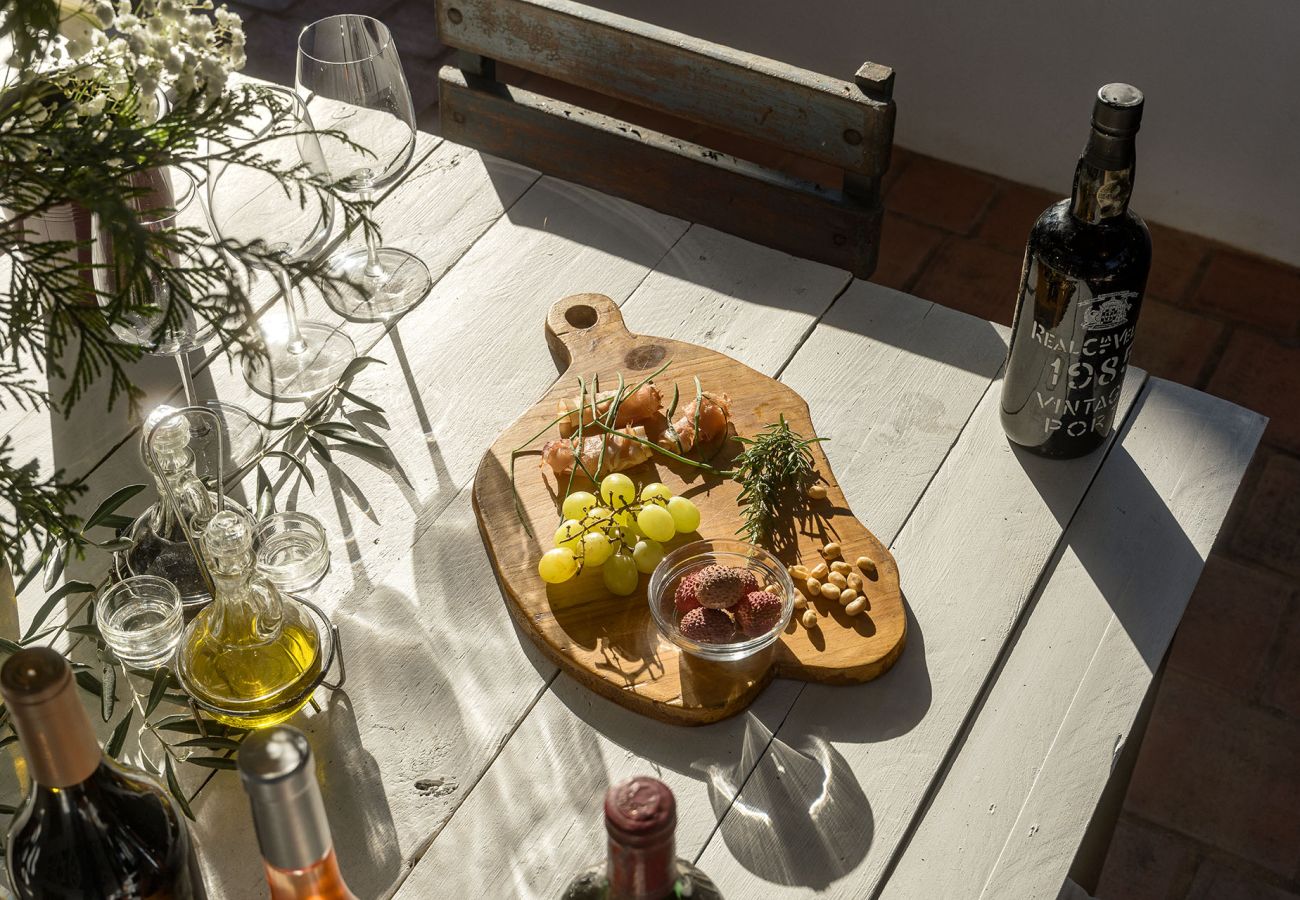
<box><xmin>647</xmin><ymin>539</ymin><xmax>795</xmax><ymax>663</ymax></box>
<box><xmin>254</xmin><ymin>511</ymin><xmax>330</xmax><ymax>594</ymax></box>
<box><xmin>96</xmin><ymin>576</ymin><xmax>184</xmax><ymax>669</ymax></box>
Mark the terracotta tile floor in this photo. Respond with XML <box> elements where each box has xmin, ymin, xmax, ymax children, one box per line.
<box><xmin>237</xmin><ymin>4</ymin><xmax>1300</xmax><ymax>895</ymax></box>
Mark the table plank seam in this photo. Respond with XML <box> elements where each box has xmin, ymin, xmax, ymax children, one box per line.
<box><xmin>866</xmin><ymin>372</ymin><xmax>1151</xmax><ymax>899</ymax></box>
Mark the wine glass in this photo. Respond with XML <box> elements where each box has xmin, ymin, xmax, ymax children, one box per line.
<box><xmin>92</xmin><ymin>166</ymin><xmax>265</xmax><ymax>471</ymax></box>
<box><xmin>296</xmin><ymin>14</ymin><xmax>432</xmax><ymax>320</ymax></box>
<box><xmin>205</xmin><ymin>87</ymin><xmax>356</xmax><ymax>401</ymax></box>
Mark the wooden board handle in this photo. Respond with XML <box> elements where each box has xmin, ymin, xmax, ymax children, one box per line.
<box><xmin>545</xmin><ymin>293</ymin><xmax>627</xmax><ymax>368</ymax></box>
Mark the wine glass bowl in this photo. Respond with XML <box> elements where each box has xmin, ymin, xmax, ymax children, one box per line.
<box><xmin>297</xmin><ymin>15</ymin><xmax>432</xmax><ymax>320</ymax></box>
<box><xmin>205</xmin><ymin>87</ymin><xmax>356</xmax><ymax>401</ymax></box>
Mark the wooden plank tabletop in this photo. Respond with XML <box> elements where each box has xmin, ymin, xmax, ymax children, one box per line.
<box><xmin>5</xmin><ymin>113</ymin><xmax>1265</xmax><ymax>899</ymax></box>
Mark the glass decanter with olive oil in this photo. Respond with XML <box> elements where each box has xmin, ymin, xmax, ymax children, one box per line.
<box><xmin>177</xmin><ymin>508</ymin><xmax>322</xmax><ymax>727</ymax></box>
<box><xmin>120</xmin><ymin>405</ymin><xmax>245</xmax><ymax>608</ymax></box>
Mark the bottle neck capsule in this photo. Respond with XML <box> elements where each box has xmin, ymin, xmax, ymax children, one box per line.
<box><xmin>604</xmin><ymin>777</ymin><xmax>677</xmax><ymax>900</ymax></box>
<box><xmin>0</xmin><ymin>649</ymin><xmax>102</xmax><ymax>788</ymax></box>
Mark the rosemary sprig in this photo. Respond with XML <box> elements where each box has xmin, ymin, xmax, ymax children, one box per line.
<box><xmin>724</xmin><ymin>415</ymin><xmax>825</xmax><ymax>545</ymax></box>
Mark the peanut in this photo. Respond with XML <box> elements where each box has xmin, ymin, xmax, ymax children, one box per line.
<box><xmin>793</xmin><ymin>594</ymin><xmax>808</xmax><ymax>610</ymax></box>
<box><xmin>810</xmin><ymin>562</ymin><xmax>830</xmax><ymax>580</ymax></box>
<box><xmin>789</xmin><ymin>564</ymin><xmax>810</xmax><ymax>581</ymax></box>
<box><xmin>856</xmin><ymin>556</ymin><xmax>878</xmax><ymax>579</ymax></box>
<box><xmin>820</xmin><ymin>582</ymin><xmax>841</xmax><ymax>602</ymax></box>
<box><xmin>830</xmin><ymin>560</ymin><xmax>852</xmax><ymax>576</ymax></box>
<box><xmin>846</xmin><ymin>597</ymin><xmax>867</xmax><ymax>616</ymax></box>
<box><xmin>805</xmin><ymin>577</ymin><xmax>822</xmax><ymax>596</ymax></box>
<box><xmin>801</xmin><ymin>608</ymin><xmax>819</xmax><ymax>629</ymax></box>
<box><xmin>820</xmin><ymin>542</ymin><xmax>842</xmax><ymax>559</ymax></box>
<box><xmin>839</xmin><ymin>588</ymin><xmax>856</xmax><ymax>606</ymax></box>
<box><xmin>765</xmin><ymin>583</ymin><xmax>781</xmax><ymax>595</ymax></box>
<box><xmin>828</xmin><ymin>572</ymin><xmax>848</xmax><ymax>590</ymax></box>
<box><xmin>847</xmin><ymin>573</ymin><xmax>863</xmax><ymax>591</ymax></box>
<box><xmin>806</xmin><ymin>483</ymin><xmax>828</xmax><ymax>501</ymax></box>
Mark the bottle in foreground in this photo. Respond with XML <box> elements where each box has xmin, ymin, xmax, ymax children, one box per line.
<box><xmin>562</xmin><ymin>776</ymin><xmax>721</xmax><ymax>900</ymax></box>
<box><xmin>1</xmin><ymin>647</ymin><xmax>205</xmax><ymax>899</ymax></box>
<box><xmin>1000</xmin><ymin>83</ymin><xmax>1152</xmax><ymax>457</ymax></box>
<box><xmin>238</xmin><ymin>725</ymin><xmax>358</xmax><ymax>900</ymax></box>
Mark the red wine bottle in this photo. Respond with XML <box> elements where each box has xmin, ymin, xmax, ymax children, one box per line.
<box><xmin>1000</xmin><ymin>83</ymin><xmax>1151</xmax><ymax>457</ymax></box>
<box><xmin>2</xmin><ymin>648</ymin><xmax>205</xmax><ymax>899</ymax></box>
<box><xmin>237</xmin><ymin>725</ymin><xmax>358</xmax><ymax>900</ymax></box>
<box><xmin>561</xmin><ymin>777</ymin><xmax>721</xmax><ymax>900</ymax></box>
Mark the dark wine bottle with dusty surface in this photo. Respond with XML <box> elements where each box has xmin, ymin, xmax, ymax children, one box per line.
<box><xmin>1</xmin><ymin>647</ymin><xmax>205</xmax><ymax>899</ymax></box>
<box><xmin>1000</xmin><ymin>83</ymin><xmax>1151</xmax><ymax>457</ymax></box>
<box><xmin>561</xmin><ymin>776</ymin><xmax>721</xmax><ymax>900</ymax></box>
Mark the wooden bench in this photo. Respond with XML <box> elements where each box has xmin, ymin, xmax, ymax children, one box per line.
<box><xmin>435</xmin><ymin>0</ymin><xmax>896</xmax><ymax>277</ymax></box>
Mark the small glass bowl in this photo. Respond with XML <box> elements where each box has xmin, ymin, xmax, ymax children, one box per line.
<box><xmin>648</xmin><ymin>539</ymin><xmax>795</xmax><ymax>662</ymax></box>
<box><xmin>96</xmin><ymin>576</ymin><xmax>184</xmax><ymax>669</ymax></box>
<box><xmin>254</xmin><ymin>511</ymin><xmax>330</xmax><ymax>594</ymax></box>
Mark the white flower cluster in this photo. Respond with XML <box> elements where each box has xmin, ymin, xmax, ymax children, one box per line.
<box><xmin>41</xmin><ymin>0</ymin><xmax>246</xmax><ymax>121</ymax></box>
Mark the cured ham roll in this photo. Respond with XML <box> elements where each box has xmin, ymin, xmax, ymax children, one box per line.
<box><xmin>657</xmin><ymin>392</ymin><xmax>731</xmax><ymax>453</ymax></box>
<box><xmin>541</xmin><ymin>426</ymin><xmax>653</xmax><ymax>477</ymax></box>
<box><xmin>556</xmin><ymin>383</ymin><xmax>663</xmax><ymax>437</ymax></box>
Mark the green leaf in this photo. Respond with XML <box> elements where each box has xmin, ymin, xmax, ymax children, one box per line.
<box><xmin>255</xmin><ymin>465</ymin><xmax>274</xmax><ymax>519</ymax></box>
<box><xmin>95</xmin><ymin>537</ymin><xmax>134</xmax><ymax>552</ymax></box>
<box><xmin>106</xmin><ymin>709</ymin><xmax>133</xmax><ymax>758</ymax></box>
<box><xmin>174</xmin><ymin>736</ymin><xmax>242</xmax><ymax>751</ymax></box>
<box><xmin>65</xmin><ymin>624</ymin><xmax>101</xmax><ymax>638</ymax></box>
<box><xmin>264</xmin><ymin>450</ymin><xmax>315</xmax><ymax>493</ymax></box>
<box><xmin>96</xmin><ymin>514</ymin><xmax>136</xmax><ymax>531</ymax></box>
<box><xmin>164</xmin><ymin>756</ymin><xmax>195</xmax><ymax>821</ymax></box>
<box><xmin>74</xmin><ymin>670</ymin><xmax>102</xmax><ymax>697</ymax></box>
<box><xmin>338</xmin><ymin>389</ymin><xmax>384</xmax><ymax>415</ymax></box>
<box><xmin>41</xmin><ymin>541</ymin><xmax>67</xmax><ymax>592</ymax></box>
<box><xmin>185</xmin><ymin>755</ymin><xmax>237</xmax><ymax>770</ymax></box>
<box><xmin>0</xmin><ymin>638</ymin><xmax>24</xmax><ymax>655</ymax></box>
<box><xmin>310</xmin><ymin>421</ymin><xmax>359</xmax><ymax>436</ymax></box>
<box><xmin>84</xmin><ymin>484</ymin><xmax>145</xmax><ymax>530</ymax></box>
<box><xmin>145</xmin><ymin>667</ymin><xmax>171</xmax><ymax>717</ymax></box>
<box><xmin>100</xmin><ymin>660</ymin><xmax>116</xmax><ymax>721</ymax></box>
<box><xmin>22</xmin><ymin>580</ymin><xmax>95</xmax><ymax>642</ymax></box>
<box><xmin>340</xmin><ymin>354</ymin><xmax>384</xmax><ymax>382</ymax></box>
<box><xmin>0</xmin><ymin>804</ymin><xmax>15</xmax><ymax>815</ymax></box>
<box><xmin>306</xmin><ymin>435</ymin><xmax>332</xmax><ymax>464</ymax></box>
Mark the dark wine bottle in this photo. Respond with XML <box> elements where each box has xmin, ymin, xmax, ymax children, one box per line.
<box><xmin>561</xmin><ymin>776</ymin><xmax>721</xmax><ymax>900</ymax></box>
<box><xmin>1000</xmin><ymin>83</ymin><xmax>1152</xmax><ymax>457</ymax></box>
<box><xmin>1</xmin><ymin>647</ymin><xmax>205</xmax><ymax>899</ymax></box>
<box><xmin>237</xmin><ymin>725</ymin><xmax>358</xmax><ymax>900</ymax></box>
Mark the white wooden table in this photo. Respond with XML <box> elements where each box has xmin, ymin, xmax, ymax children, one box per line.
<box><xmin>8</xmin><ymin>127</ymin><xmax>1264</xmax><ymax>899</ymax></box>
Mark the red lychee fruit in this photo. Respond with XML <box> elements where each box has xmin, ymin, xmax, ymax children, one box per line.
<box><xmin>678</xmin><ymin>607</ymin><xmax>735</xmax><ymax>644</ymax></box>
<box><xmin>674</xmin><ymin>571</ymin><xmax>702</xmax><ymax>615</ymax></box>
<box><xmin>734</xmin><ymin>590</ymin><xmax>782</xmax><ymax>637</ymax></box>
<box><xmin>694</xmin><ymin>565</ymin><xmax>752</xmax><ymax>610</ymax></box>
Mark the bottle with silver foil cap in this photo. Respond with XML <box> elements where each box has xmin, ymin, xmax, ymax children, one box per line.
<box><xmin>238</xmin><ymin>725</ymin><xmax>357</xmax><ymax>900</ymax></box>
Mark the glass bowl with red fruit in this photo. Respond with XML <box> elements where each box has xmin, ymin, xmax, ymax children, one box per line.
<box><xmin>648</xmin><ymin>539</ymin><xmax>795</xmax><ymax>662</ymax></box>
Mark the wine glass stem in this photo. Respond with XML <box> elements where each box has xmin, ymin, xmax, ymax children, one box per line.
<box><xmin>276</xmin><ymin>269</ymin><xmax>307</xmax><ymax>355</ymax></box>
<box><xmin>174</xmin><ymin>351</ymin><xmax>199</xmax><ymax>407</ymax></box>
<box><xmin>360</xmin><ymin>189</ymin><xmax>385</xmax><ymax>280</ymax></box>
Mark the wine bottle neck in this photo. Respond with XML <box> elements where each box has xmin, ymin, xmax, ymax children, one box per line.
<box><xmin>264</xmin><ymin>849</ymin><xmax>357</xmax><ymax>900</ymax></box>
<box><xmin>4</xmin><ymin>657</ymin><xmax>102</xmax><ymax>788</ymax></box>
<box><xmin>1070</xmin><ymin>130</ymin><xmax>1136</xmax><ymax>224</ymax></box>
<box><xmin>607</xmin><ymin>833</ymin><xmax>676</xmax><ymax>900</ymax></box>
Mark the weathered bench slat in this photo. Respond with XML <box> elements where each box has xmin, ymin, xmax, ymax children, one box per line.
<box><xmin>439</xmin><ymin>68</ymin><xmax>884</xmax><ymax>277</ymax></box>
<box><xmin>434</xmin><ymin>0</ymin><xmax>894</xmax><ymax>175</ymax></box>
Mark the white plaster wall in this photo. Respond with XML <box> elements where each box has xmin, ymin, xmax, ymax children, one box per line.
<box><xmin>589</xmin><ymin>0</ymin><xmax>1300</xmax><ymax>266</ymax></box>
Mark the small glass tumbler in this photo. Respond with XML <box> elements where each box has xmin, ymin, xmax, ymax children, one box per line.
<box><xmin>254</xmin><ymin>511</ymin><xmax>330</xmax><ymax>594</ymax></box>
<box><xmin>96</xmin><ymin>576</ymin><xmax>184</xmax><ymax>668</ymax></box>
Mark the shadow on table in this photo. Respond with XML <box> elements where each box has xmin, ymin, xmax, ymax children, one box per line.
<box><xmin>1011</xmin><ymin>386</ymin><xmax>1204</xmax><ymax>673</ymax></box>
<box><xmin>496</xmin><ymin>172</ymin><xmax>1009</xmax><ymax>379</ymax></box>
<box><xmin>309</xmin><ymin>690</ymin><xmax>403</xmax><ymax>899</ymax></box>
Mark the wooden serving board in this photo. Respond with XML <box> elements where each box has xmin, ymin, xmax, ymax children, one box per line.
<box><xmin>472</xmin><ymin>293</ymin><xmax>905</xmax><ymax>724</ymax></box>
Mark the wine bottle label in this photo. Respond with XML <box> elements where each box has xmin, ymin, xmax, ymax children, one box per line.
<box><xmin>1002</xmin><ymin>253</ymin><xmax>1144</xmax><ymax>454</ymax></box>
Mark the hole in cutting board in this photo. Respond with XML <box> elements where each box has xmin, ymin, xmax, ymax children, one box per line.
<box><xmin>565</xmin><ymin>304</ymin><xmax>598</xmax><ymax>329</ymax></box>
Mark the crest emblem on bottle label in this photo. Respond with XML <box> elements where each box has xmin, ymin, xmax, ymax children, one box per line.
<box><xmin>1083</xmin><ymin>291</ymin><xmax>1136</xmax><ymax>330</ymax></box>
